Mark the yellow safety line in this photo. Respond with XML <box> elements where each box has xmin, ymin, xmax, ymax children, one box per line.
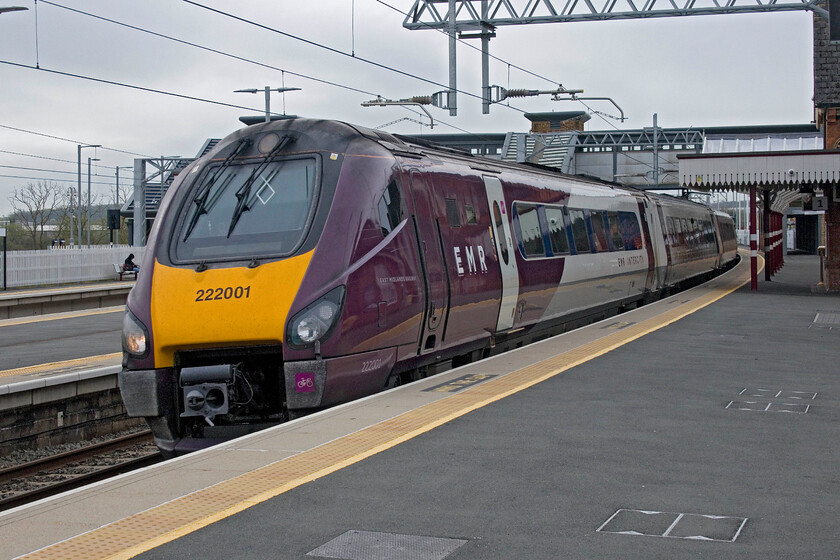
<box><xmin>0</xmin><ymin>353</ymin><xmax>122</xmax><ymax>380</ymax></box>
<box><xmin>0</xmin><ymin>307</ymin><xmax>123</xmax><ymax>328</ymax></box>
<box><xmin>19</xmin><ymin>258</ymin><xmax>753</xmax><ymax>560</ymax></box>
<box><xmin>0</xmin><ymin>282</ymin><xmax>132</xmax><ymax>298</ymax></box>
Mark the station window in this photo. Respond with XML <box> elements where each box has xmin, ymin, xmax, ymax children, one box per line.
<box><xmin>568</xmin><ymin>209</ymin><xmax>590</xmax><ymax>253</ymax></box>
<box><xmin>377</xmin><ymin>180</ymin><xmax>403</xmax><ymax>237</ymax></box>
<box><xmin>515</xmin><ymin>203</ymin><xmax>545</xmax><ymax>257</ymax></box>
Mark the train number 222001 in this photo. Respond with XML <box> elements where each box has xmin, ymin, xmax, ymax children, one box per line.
<box><xmin>195</xmin><ymin>286</ymin><xmax>251</xmax><ymax>302</ymax></box>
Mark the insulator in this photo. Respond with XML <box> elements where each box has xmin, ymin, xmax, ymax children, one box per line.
<box><xmin>504</xmin><ymin>89</ymin><xmax>538</xmax><ymax>98</ymax></box>
<box><xmin>408</xmin><ymin>96</ymin><xmax>433</xmax><ymax>105</ymax></box>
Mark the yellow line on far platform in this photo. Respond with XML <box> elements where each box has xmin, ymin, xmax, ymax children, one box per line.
<box><xmin>0</xmin><ymin>353</ymin><xmax>122</xmax><ymax>379</ymax></box>
<box><xmin>0</xmin><ymin>306</ymin><xmax>124</xmax><ymax>328</ymax></box>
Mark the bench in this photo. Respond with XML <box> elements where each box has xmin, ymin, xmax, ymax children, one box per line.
<box><xmin>114</xmin><ymin>263</ymin><xmax>138</xmax><ymax>281</ymax></box>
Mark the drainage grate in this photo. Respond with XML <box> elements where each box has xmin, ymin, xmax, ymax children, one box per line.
<box><xmin>307</xmin><ymin>530</ymin><xmax>468</xmax><ymax>560</ymax></box>
<box><xmin>597</xmin><ymin>509</ymin><xmax>747</xmax><ymax>542</ymax></box>
<box><xmin>424</xmin><ymin>373</ymin><xmax>496</xmax><ymax>393</ymax></box>
<box><xmin>813</xmin><ymin>311</ymin><xmax>840</xmax><ymax>325</ymax></box>
<box><xmin>602</xmin><ymin>321</ymin><xmax>635</xmax><ymax>331</ymax></box>
<box><xmin>727</xmin><ymin>388</ymin><xmax>817</xmax><ymax>414</ymax></box>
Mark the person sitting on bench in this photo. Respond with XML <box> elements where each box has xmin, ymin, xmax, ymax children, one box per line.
<box><xmin>124</xmin><ymin>253</ymin><xmax>139</xmax><ymax>273</ymax></box>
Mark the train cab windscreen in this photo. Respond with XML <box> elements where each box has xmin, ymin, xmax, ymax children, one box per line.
<box><xmin>173</xmin><ymin>157</ymin><xmax>319</xmax><ymax>261</ymax></box>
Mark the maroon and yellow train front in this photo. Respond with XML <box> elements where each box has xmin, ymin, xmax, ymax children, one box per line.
<box><xmin>119</xmin><ymin>117</ymin><xmax>737</xmax><ymax>456</ymax></box>
<box><xmin>119</xmin><ymin>119</ymin><xmax>434</xmax><ymax>455</ymax></box>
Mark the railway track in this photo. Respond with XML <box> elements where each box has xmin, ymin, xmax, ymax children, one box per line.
<box><xmin>0</xmin><ymin>430</ymin><xmax>163</xmax><ymax>511</ymax></box>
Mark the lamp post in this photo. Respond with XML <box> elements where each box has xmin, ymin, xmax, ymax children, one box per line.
<box><xmin>77</xmin><ymin>144</ymin><xmax>100</xmax><ymax>247</ymax></box>
<box><xmin>68</xmin><ymin>187</ymin><xmax>75</xmax><ymax>246</ymax></box>
<box><xmin>87</xmin><ymin>156</ymin><xmax>100</xmax><ymax>248</ymax></box>
<box><xmin>234</xmin><ymin>86</ymin><xmax>301</xmax><ymax>122</ymax></box>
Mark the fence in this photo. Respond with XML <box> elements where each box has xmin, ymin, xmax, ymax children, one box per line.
<box><xmin>0</xmin><ymin>246</ymin><xmax>146</xmax><ymax>289</ymax></box>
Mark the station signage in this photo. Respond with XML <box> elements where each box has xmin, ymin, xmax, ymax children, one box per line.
<box><xmin>813</xmin><ymin>196</ymin><xmax>828</xmax><ymax>211</ymax></box>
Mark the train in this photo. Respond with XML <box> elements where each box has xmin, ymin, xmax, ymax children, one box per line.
<box><xmin>118</xmin><ymin>118</ymin><xmax>738</xmax><ymax>456</ymax></box>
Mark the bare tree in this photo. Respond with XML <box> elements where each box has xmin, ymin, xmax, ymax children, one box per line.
<box><xmin>9</xmin><ymin>181</ymin><xmax>63</xmax><ymax>250</ymax></box>
<box><xmin>52</xmin><ymin>186</ymin><xmax>77</xmax><ymax>245</ymax></box>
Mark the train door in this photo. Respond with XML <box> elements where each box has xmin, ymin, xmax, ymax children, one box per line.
<box><xmin>483</xmin><ymin>176</ymin><xmax>519</xmax><ymax>332</ymax></box>
<box><xmin>409</xmin><ymin>170</ymin><xmax>448</xmax><ymax>352</ymax></box>
<box><xmin>637</xmin><ymin>199</ymin><xmax>658</xmax><ymax>293</ymax></box>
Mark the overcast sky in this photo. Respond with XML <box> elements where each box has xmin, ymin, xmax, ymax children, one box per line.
<box><xmin>0</xmin><ymin>0</ymin><xmax>816</xmax><ymax>218</ymax></box>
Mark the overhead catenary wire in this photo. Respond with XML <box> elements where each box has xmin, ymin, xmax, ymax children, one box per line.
<box><xmin>0</xmin><ymin>174</ymin><xmax>117</xmax><ymax>187</ymax></box>
<box><xmin>373</xmin><ymin>0</ymin><xmax>560</xmax><ymax>88</ymax></box>
<box><xmin>0</xmin><ymin>149</ymin><xmax>116</xmax><ymax>170</ymax></box>
<box><xmin>34</xmin><ymin>0</ymin><xmax>496</xmax><ymax>138</ymax></box>
<box><xmin>0</xmin><ymin>164</ymin><xmax>122</xmax><ymax>179</ymax></box>
<box><xmin>0</xmin><ymin>60</ymin><xmax>285</xmax><ymax>120</ymax></box>
<box><xmin>5</xmin><ymin>2</ymin><xmax>655</xmax><ymax>175</ymax></box>
<box><xmin>39</xmin><ymin>0</ymin><xmax>382</xmax><ymax>99</ymax></box>
<box><xmin>374</xmin><ymin>0</ymin><xmax>628</xmax><ymax>124</ymax></box>
<box><xmin>179</xmin><ymin>0</ymin><xmax>530</xmax><ymax>114</ymax></box>
<box><xmin>0</xmin><ymin>124</ymin><xmax>148</xmax><ymax>158</ymax></box>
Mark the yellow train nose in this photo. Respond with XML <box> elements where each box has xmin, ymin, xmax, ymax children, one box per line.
<box><xmin>149</xmin><ymin>251</ymin><xmax>314</xmax><ymax>366</ymax></box>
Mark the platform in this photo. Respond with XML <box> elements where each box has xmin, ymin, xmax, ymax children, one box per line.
<box><xmin>0</xmin><ymin>282</ymin><xmax>132</xmax><ymax>319</ymax></box>
<box><xmin>1</xmin><ymin>253</ymin><xmax>838</xmax><ymax>559</ymax></box>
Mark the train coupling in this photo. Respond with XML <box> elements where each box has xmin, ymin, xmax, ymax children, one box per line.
<box><xmin>179</xmin><ymin>365</ymin><xmax>233</xmax><ymax>425</ymax></box>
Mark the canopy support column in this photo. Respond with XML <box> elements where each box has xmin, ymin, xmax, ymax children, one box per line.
<box><xmin>750</xmin><ymin>185</ymin><xmax>758</xmax><ymax>291</ymax></box>
<box><xmin>764</xmin><ymin>189</ymin><xmax>772</xmax><ymax>281</ymax></box>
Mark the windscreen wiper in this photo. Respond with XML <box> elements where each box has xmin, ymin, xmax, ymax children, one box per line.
<box><xmin>226</xmin><ymin>135</ymin><xmax>294</xmax><ymax>238</ymax></box>
<box><xmin>183</xmin><ymin>138</ymin><xmax>251</xmax><ymax>241</ymax></box>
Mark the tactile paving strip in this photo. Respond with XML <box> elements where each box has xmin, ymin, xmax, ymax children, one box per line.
<box><xmin>18</xmin><ymin>258</ymin><xmax>752</xmax><ymax>560</ymax></box>
<box><xmin>0</xmin><ymin>353</ymin><xmax>121</xmax><ymax>380</ymax></box>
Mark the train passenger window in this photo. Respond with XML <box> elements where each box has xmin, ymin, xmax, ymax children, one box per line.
<box><xmin>445</xmin><ymin>198</ymin><xmax>461</xmax><ymax>227</ymax></box>
<box><xmin>545</xmin><ymin>206</ymin><xmax>569</xmax><ymax>255</ymax></box>
<box><xmin>514</xmin><ymin>203</ymin><xmax>545</xmax><ymax>258</ymax></box>
<box><xmin>569</xmin><ymin>209</ymin><xmax>590</xmax><ymax>253</ymax></box>
<box><xmin>666</xmin><ymin>217</ymin><xmax>676</xmax><ymax>245</ymax></box>
<box><xmin>619</xmin><ymin>212</ymin><xmax>643</xmax><ymax>250</ymax></box>
<box><xmin>464</xmin><ymin>205</ymin><xmax>477</xmax><ymax>224</ymax></box>
<box><xmin>378</xmin><ymin>180</ymin><xmax>403</xmax><ymax>237</ymax></box>
<box><xmin>674</xmin><ymin>218</ymin><xmax>684</xmax><ymax>245</ymax></box>
<box><xmin>589</xmin><ymin>211</ymin><xmax>609</xmax><ymax>252</ymax></box>
<box><xmin>607</xmin><ymin>212</ymin><xmax>624</xmax><ymax>251</ymax></box>
<box><xmin>493</xmin><ymin>201</ymin><xmax>509</xmax><ymax>265</ymax></box>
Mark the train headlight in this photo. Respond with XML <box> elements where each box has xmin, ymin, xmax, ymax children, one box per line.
<box><xmin>122</xmin><ymin>309</ymin><xmax>149</xmax><ymax>358</ymax></box>
<box><xmin>288</xmin><ymin>286</ymin><xmax>345</xmax><ymax>348</ymax></box>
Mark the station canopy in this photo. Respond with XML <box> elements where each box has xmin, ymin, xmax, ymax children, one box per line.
<box><xmin>678</xmin><ymin>131</ymin><xmax>840</xmax><ymax>212</ymax></box>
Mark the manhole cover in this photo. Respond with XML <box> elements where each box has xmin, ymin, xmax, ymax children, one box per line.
<box><xmin>308</xmin><ymin>530</ymin><xmax>468</xmax><ymax>560</ymax></box>
<box><xmin>598</xmin><ymin>509</ymin><xmax>747</xmax><ymax>542</ymax></box>
<box><xmin>814</xmin><ymin>312</ymin><xmax>840</xmax><ymax>325</ymax></box>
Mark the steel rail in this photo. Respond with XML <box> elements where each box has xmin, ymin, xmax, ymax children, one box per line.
<box><xmin>0</xmin><ymin>431</ymin><xmax>163</xmax><ymax>511</ymax></box>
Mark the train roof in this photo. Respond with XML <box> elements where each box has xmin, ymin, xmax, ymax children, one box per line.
<box><xmin>337</xmin><ymin>119</ymin><xmax>644</xmax><ymax>195</ymax></box>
